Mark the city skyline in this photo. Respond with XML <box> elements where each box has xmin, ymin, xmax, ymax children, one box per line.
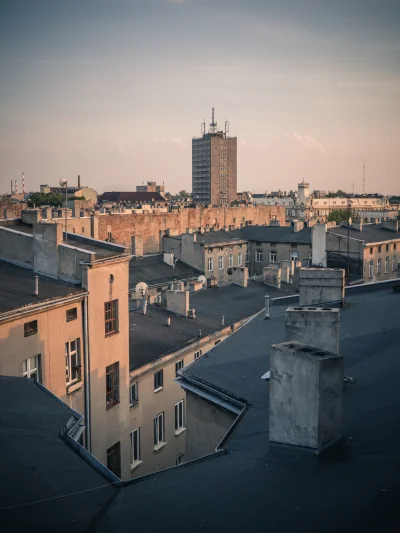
<box><xmin>1</xmin><ymin>0</ymin><xmax>399</xmax><ymax>195</ymax></box>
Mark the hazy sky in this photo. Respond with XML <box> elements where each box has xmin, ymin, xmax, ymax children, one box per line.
<box><xmin>1</xmin><ymin>0</ymin><xmax>399</xmax><ymax>195</ymax></box>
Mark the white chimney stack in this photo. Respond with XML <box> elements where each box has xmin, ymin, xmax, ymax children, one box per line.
<box><xmin>34</xmin><ymin>276</ymin><xmax>39</xmax><ymax>296</ymax></box>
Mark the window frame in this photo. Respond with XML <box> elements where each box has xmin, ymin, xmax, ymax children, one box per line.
<box><xmin>106</xmin><ymin>362</ymin><xmax>120</xmax><ymax>409</ymax></box>
<box><xmin>154</xmin><ymin>412</ymin><xmax>165</xmax><ymax>449</ymax></box>
<box><xmin>66</xmin><ymin>307</ymin><xmax>78</xmax><ymax>322</ymax></box>
<box><xmin>385</xmin><ymin>256</ymin><xmax>389</xmax><ymax>273</ymax></box>
<box><xmin>104</xmin><ymin>299</ymin><xmax>119</xmax><ymax>336</ymax></box>
<box><xmin>175</xmin><ymin>359</ymin><xmax>184</xmax><ymax>377</ymax></box>
<box><xmin>377</xmin><ymin>257</ymin><xmax>382</xmax><ymax>275</ymax></box>
<box><xmin>255</xmin><ymin>249</ymin><xmax>263</xmax><ymax>263</ymax></box>
<box><xmin>24</xmin><ymin>320</ymin><xmax>38</xmax><ymax>337</ymax></box>
<box><xmin>269</xmin><ymin>251</ymin><xmax>277</xmax><ymax>263</ymax></box>
<box><xmin>237</xmin><ymin>252</ymin><xmax>243</xmax><ymax>266</ymax></box>
<box><xmin>154</xmin><ymin>369</ymin><xmax>164</xmax><ymax>392</ymax></box>
<box><xmin>23</xmin><ymin>354</ymin><xmax>41</xmax><ymax>382</ymax></box>
<box><xmin>65</xmin><ymin>338</ymin><xmax>82</xmax><ymax>386</ymax></box>
<box><xmin>208</xmin><ymin>256</ymin><xmax>214</xmax><ymax>272</ymax></box>
<box><xmin>175</xmin><ymin>400</ymin><xmax>185</xmax><ymax>433</ymax></box>
<box><xmin>194</xmin><ymin>349</ymin><xmax>202</xmax><ymax>360</ymax></box>
<box><xmin>130</xmin><ymin>428</ymin><xmax>141</xmax><ymax>466</ymax></box>
<box><xmin>369</xmin><ymin>260</ymin><xmax>374</xmax><ymax>278</ymax></box>
<box><xmin>228</xmin><ymin>254</ymin><xmax>233</xmax><ymax>268</ymax></box>
<box><xmin>130</xmin><ymin>381</ymin><xmax>139</xmax><ymax>406</ymax></box>
<box><xmin>218</xmin><ymin>255</ymin><xmax>224</xmax><ymax>270</ymax></box>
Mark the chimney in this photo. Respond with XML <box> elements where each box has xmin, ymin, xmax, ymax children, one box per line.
<box><xmin>22</xmin><ymin>172</ymin><xmax>25</xmax><ymax>193</ymax></box>
<box><xmin>352</xmin><ymin>219</ymin><xmax>363</xmax><ymax>232</ymax></box>
<box><xmin>382</xmin><ymin>219</ymin><xmax>399</xmax><ymax>233</ymax></box>
<box><xmin>34</xmin><ymin>275</ymin><xmax>39</xmax><ymax>296</ymax></box>
<box><xmin>293</xmin><ymin>219</ymin><xmax>304</xmax><ymax>232</ymax></box>
<box><xmin>15</xmin><ymin>179</ymin><xmax>18</xmax><ymax>194</ymax></box>
<box><xmin>78</xmin><ymin>174</ymin><xmax>81</xmax><ymax>189</ymax></box>
<box><xmin>10</xmin><ymin>180</ymin><xmax>13</xmax><ymax>194</ymax></box>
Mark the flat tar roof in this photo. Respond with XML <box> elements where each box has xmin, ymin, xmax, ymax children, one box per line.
<box><xmin>129</xmin><ymin>281</ymin><xmax>296</xmax><ymax>371</ymax></box>
<box><xmin>0</xmin><ymin>261</ymin><xmax>85</xmax><ymax>314</ymax></box>
<box><xmin>328</xmin><ymin>223</ymin><xmax>400</xmax><ymax>244</ymax></box>
<box><xmin>130</xmin><ymin>255</ymin><xmax>201</xmax><ymax>288</ymax></box>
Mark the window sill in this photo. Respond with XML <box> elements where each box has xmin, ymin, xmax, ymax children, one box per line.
<box><xmin>154</xmin><ymin>442</ymin><xmax>166</xmax><ymax>452</ymax></box>
<box><xmin>67</xmin><ymin>381</ymin><xmax>83</xmax><ymax>394</ymax></box>
<box><xmin>106</xmin><ymin>400</ymin><xmax>120</xmax><ymax>410</ymax></box>
<box><xmin>130</xmin><ymin>401</ymin><xmax>139</xmax><ymax>409</ymax></box>
<box><xmin>154</xmin><ymin>387</ymin><xmax>163</xmax><ymax>394</ymax></box>
<box><xmin>105</xmin><ymin>331</ymin><xmax>119</xmax><ymax>338</ymax></box>
<box><xmin>24</xmin><ymin>331</ymin><xmax>38</xmax><ymax>338</ymax></box>
<box><xmin>130</xmin><ymin>461</ymin><xmax>143</xmax><ymax>471</ymax></box>
<box><xmin>66</xmin><ymin>317</ymin><xmax>78</xmax><ymax>322</ymax></box>
<box><xmin>175</xmin><ymin>427</ymin><xmax>186</xmax><ymax>437</ymax></box>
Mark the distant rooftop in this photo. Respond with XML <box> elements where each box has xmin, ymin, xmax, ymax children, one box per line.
<box><xmin>328</xmin><ymin>223</ymin><xmax>400</xmax><ymax>243</ymax></box>
<box><xmin>232</xmin><ymin>225</ymin><xmax>312</xmax><ymax>244</ymax></box>
<box><xmin>168</xmin><ymin>229</ymin><xmax>247</xmax><ymax>246</ymax></box>
<box><xmin>129</xmin><ymin>282</ymin><xmax>296</xmax><ymax>371</ymax></box>
<box><xmin>0</xmin><ymin>261</ymin><xmax>86</xmax><ymax>314</ymax></box>
<box><xmin>130</xmin><ymin>255</ymin><xmax>201</xmax><ymax>288</ymax></box>
<box><xmin>98</xmin><ymin>191</ymin><xmax>166</xmax><ymax>204</ymax></box>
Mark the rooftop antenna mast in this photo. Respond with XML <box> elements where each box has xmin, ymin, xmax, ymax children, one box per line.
<box><xmin>201</xmin><ymin>118</ymin><xmax>206</xmax><ymax>135</ymax></box>
<box><xmin>363</xmin><ymin>159</ymin><xmax>366</xmax><ymax>194</ymax></box>
<box><xmin>224</xmin><ymin>119</ymin><xmax>229</xmax><ymax>138</ymax></box>
<box><xmin>209</xmin><ymin>107</ymin><xmax>217</xmax><ymax>134</ymax></box>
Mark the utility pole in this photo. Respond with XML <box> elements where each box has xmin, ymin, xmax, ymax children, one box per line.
<box><xmin>347</xmin><ymin>197</ymin><xmax>351</xmax><ymax>286</ymax></box>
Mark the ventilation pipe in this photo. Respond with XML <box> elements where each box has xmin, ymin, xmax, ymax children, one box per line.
<box><xmin>34</xmin><ymin>276</ymin><xmax>39</xmax><ymax>296</ymax></box>
<box><xmin>167</xmin><ymin>317</ymin><xmax>171</xmax><ymax>327</ymax></box>
<box><xmin>264</xmin><ymin>295</ymin><xmax>270</xmax><ymax>319</ymax></box>
<box><xmin>222</xmin><ymin>316</ymin><xmax>225</xmax><ymax>326</ymax></box>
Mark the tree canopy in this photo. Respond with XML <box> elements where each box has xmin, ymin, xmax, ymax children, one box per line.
<box><xmin>27</xmin><ymin>192</ymin><xmax>63</xmax><ymax>207</ymax></box>
<box><xmin>327</xmin><ymin>208</ymin><xmax>359</xmax><ymax>223</ymax></box>
<box><xmin>326</xmin><ymin>190</ymin><xmax>348</xmax><ymax>198</ymax></box>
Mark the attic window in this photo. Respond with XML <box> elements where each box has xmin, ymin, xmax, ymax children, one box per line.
<box><xmin>270</xmin><ymin>242</ymin><xmax>277</xmax><ymax>246</ymax></box>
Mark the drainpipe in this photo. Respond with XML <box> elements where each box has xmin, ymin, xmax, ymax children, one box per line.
<box><xmin>83</xmin><ymin>295</ymin><xmax>91</xmax><ymax>452</ymax></box>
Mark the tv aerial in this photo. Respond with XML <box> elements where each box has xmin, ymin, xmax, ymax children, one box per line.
<box><xmin>135</xmin><ymin>281</ymin><xmax>148</xmax><ymax>297</ymax></box>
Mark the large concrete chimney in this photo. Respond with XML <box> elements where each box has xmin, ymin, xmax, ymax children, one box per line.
<box><xmin>269</xmin><ymin>341</ymin><xmax>343</xmax><ymax>452</ymax></box>
<box><xmin>311</xmin><ymin>223</ymin><xmax>327</xmax><ymax>267</ymax></box>
<box><xmin>78</xmin><ymin>174</ymin><xmax>81</xmax><ymax>189</ymax></box>
<box><xmin>285</xmin><ymin>307</ymin><xmax>340</xmax><ymax>354</ymax></box>
<box><xmin>299</xmin><ymin>268</ymin><xmax>345</xmax><ymax>306</ymax></box>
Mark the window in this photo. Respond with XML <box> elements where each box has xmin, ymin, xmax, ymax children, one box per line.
<box><xmin>386</xmin><ymin>244</ymin><xmax>389</xmax><ymax>252</ymax></box>
<box><xmin>238</xmin><ymin>252</ymin><xmax>243</xmax><ymax>266</ymax></box>
<box><xmin>377</xmin><ymin>258</ymin><xmax>382</xmax><ymax>275</ymax></box>
<box><xmin>378</xmin><ymin>246</ymin><xmax>381</xmax><ymax>253</ymax></box>
<box><xmin>246</xmin><ymin>249</ymin><xmax>249</xmax><ymax>263</ymax></box>
<box><xmin>175</xmin><ymin>400</ymin><xmax>185</xmax><ymax>432</ymax></box>
<box><xmin>66</xmin><ymin>307</ymin><xmax>78</xmax><ymax>321</ymax></box>
<box><xmin>394</xmin><ymin>243</ymin><xmax>397</xmax><ymax>251</ymax></box>
<box><xmin>130</xmin><ymin>382</ymin><xmax>138</xmax><ymax>406</ymax></box>
<box><xmin>175</xmin><ymin>359</ymin><xmax>184</xmax><ymax>376</ymax></box>
<box><xmin>385</xmin><ymin>256</ymin><xmax>389</xmax><ymax>273</ymax></box>
<box><xmin>65</xmin><ymin>339</ymin><xmax>81</xmax><ymax>384</ymax></box>
<box><xmin>82</xmin><ymin>227</ymin><xmax>85</xmax><ymax>234</ymax></box>
<box><xmin>393</xmin><ymin>256</ymin><xmax>397</xmax><ymax>272</ymax></box>
<box><xmin>23</xmin><ymin>355</ymin><xmax>41</xmax><ymax>382</ymax></box>
<box><xmin>290</xmin><ymin>250</ymin><xmax>299</xmax><ymax>261</ymax></box>
<box><xmin>107</xmin><ymin>442</ymin><xmax>121</xmax><ymax>478</ymax></box>
<box><xmin>176</xmin><ymin>454</ymin><xmax>184</xmax><ymax>465</ymax></box>
<box><xmin>154</xmin><ymin>412</ymin><xmax>165</xmax><ymax>448</ymax></box>
<box><xmin>24</xmin><ymin>320</ymin><xmax>38</xmax><ymax>337</ymax></box>
<box><xmin>106</xmin><ymin>362</ymin><xmax>119</xmax><ymax>408</ymax></box>
<box><xmin>255</xmin><ymin>250</ymin><xmax>263</xmax><ymax>263</ymax></box>
<box><xmin>369</xmin><ymin>260</ymin><xmax>374</xmax><ymax>278</ymax></box>
<box><xmin>194</xmin><ymin>349</ymin><xmax>202</xmax><ymax>360</ymax></box>
<box><xmin>229</xmin><ymin>254</ymin><xmax>233</xmax><ymax>268</ymax></box>
<box><xmin>269</xmin><ymin>251</ymin><xmax>277</xmax><ymax>263</ymax></box>
<box><xmin>208</xmin><ymin>257</ymin><xmax>214</xmax><ymax>272</ymax></box>
<box><xmin>105</xmin><ymin>300</ymin><xmax>118</xmax><ymax>335</ymax></box>
<box><xmin>370</xmin><ymin>247</ymin><xmax>373</xmax><ymax>254</ymax></box>
<box><xmin>218</xmin><ymin>255</ymin><xmax>224</xmax><ymax>270</ymax></box>
<box><xmin>130</xmin><ymin>429</ymin><xmax>141</xmax><ymax>465</ymax></box>
<box><xmin>154</xmin><ymin>369</ymin><xmax>163</xmax><ymax>391</ymax></box>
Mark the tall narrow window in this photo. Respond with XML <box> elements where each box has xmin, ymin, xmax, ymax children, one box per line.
<box><xmin>385</xmin><ymin>256</ymin><xmax>389</xmax><ymax>273</ymax></box>
<box><xmin>154</xmin><ymin>369</ymin><xmax>164</xmax><ymax>391</ymax></box>
<box><xmin>269</xmin><ymin>251</ymin><xmax>277</xmax><ymax>263</ymax></box>
<box><xmin>106</xmin><ymin>362</ymin><xmax>119</xmax><ymax>408</ymax></box>
<box><xmin>255</xmin><ymin>250</ymin><xmax>262</xmax><ymax>263</ymax></box>
<box><xmin>218</xmin><ymin>256</ymin><xmax>224</xmax><ymax>270</ymax></box>
<box><xmin>208</xmin><ymin>257</ymin><xmax>214</xmax><ymax>272</ymax></box>
<box><xmin>228</xmin><ymin>254</ymin><xmax>233</xmax><ymax>268</ymax></box>
<box><xmin>238</xmin><ymin>252</ymin><xmax>243</xmax><ymax>266</ymax></box>
<box><xmin>369</xmin><ymin>260</ymin><xmax>374</xmax><ymax>278</ymax></box>
<box><xmin>65</xmin><ymin>338</ymin><xmax>81</xmax><ymax>384</ymax></box>
<box><xmin>23</xmin><ymin>355</ymin><xmax>41</xmax><ymax>382</ymax></box>
<box><xmin>377</xmin><ymin>258</ymin><xmax>382</xmax><ymax>275</ymax></box>
<box><xmin>130</xmin><ymin>382</ymin><xmax>138</xmax><ymax>406</ymax></box>
<box><xmin>154</xmin><ymin>412</ymin><xmax>165</xmax><ymax>448</ymax></box>
<box><xmin>107</xmin><ymin>442</ymin><xmax>121</xmax><ymax>478</ymax></box>
<box><xmin>104</xmin><ymin>300</ymin><xmax>118</xmax><ymax>335</ymax></box>
<box><xmin>175</xmin><ymin>359</ymin><xmax>184</xmax><ymax>377</ymax></box>
<box><xmin>175</xmin><ymin>400</ymin><xmax>185</xmax><ymax>433</ymax></box>
<box><xmin>130</xmin><ymin>428</ymin><xmax>141</xmax><ymax>465</ymax></box>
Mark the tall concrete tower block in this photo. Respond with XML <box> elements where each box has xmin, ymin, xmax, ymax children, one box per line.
<box><xmin>269</xmin><ymin>341</ymin><xmax>343</xmax><ymax>452</ymax></box>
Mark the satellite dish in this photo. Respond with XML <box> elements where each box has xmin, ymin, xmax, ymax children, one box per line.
<box><xmin>135</xmin><ymin>281</ymin><xmax>148</xmax><ymax>296</ymax></box>
<box><xmin>198</xmin><ymin>275</ymin><xmax>206</xmax><ymax>286</ymax></box>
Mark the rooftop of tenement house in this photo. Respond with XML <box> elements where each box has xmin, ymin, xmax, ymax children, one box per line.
<box><xmin>231</xmin><ymin>225</ymin><xmax>312</xmax><ymax>244</ymax></box>
<box><xmin>0</xmin><ymin>377</ymin><xmax>116</xmax><ymax>532</ymax></box>
<box><xmin>110</xmin><ymin>284</ymin><xmax>400</xmax><ymax>533</ymax></box>
<box><xmin>129</xmin><ymin>254</ymin><xmax>202</xmax><ymax>288</ymax></box>
<box><xmin>327</xmin><ymin>223</ymin><xmax>400</xmax><ymax>243</ymax></box>
<box><xmin>98</xmin><ymin>191</ymin><xmax>166</xmax><ymax>203</ymax></box>
<box><xmin>2</xmin><ymin>284</ymin><xmax>400</xmax><ymax>532</ymax></box>
<box><xmin>129</xmin><ymin>281</ymin><xmax>296</xmax><ymax>371</ymax></box>
<box><xmin>0</xmin><ymin>260</ymin><xmax>86</xmax><ymax>314</ymax></box>
<box><xmin>0</xmin><ymin>218</ymin><xmax>33</xmax><ymax>233</ymax></box>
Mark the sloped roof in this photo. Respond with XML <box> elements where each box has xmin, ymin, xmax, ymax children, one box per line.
<box><xmin>98</xmin><ymin>191</ymin><xmax>166</xmax><ymax>203</ymax></box>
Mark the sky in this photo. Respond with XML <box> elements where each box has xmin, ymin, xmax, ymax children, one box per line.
<box><xmin>0</xmin><ymin>0</ymin><xmax>399</xmax><ymax>195</ymax></box>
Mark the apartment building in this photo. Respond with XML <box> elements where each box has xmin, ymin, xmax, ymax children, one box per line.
<box><xmin>163</xmin><ymin>230</ymin><xmax>248</xmax><ymax>284</ymax></box>
<box><xmin>327</xmin><ymin>220</ymin><xmax>400</xmax><ymax>283</ymax></box>
<box><xmin>0</xmin><ymin>221</ymin><xmax>133</xmax><ymax>479</ymax></box>
<box><xmin>136</xmin><ymin>181</ymin><xmax>166</xmax><ymax>197</ymax></box>
<box><xmin>192</xmin><ymin>109</ymin><xmax>237</xmax><ymax>207</ymax></box>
